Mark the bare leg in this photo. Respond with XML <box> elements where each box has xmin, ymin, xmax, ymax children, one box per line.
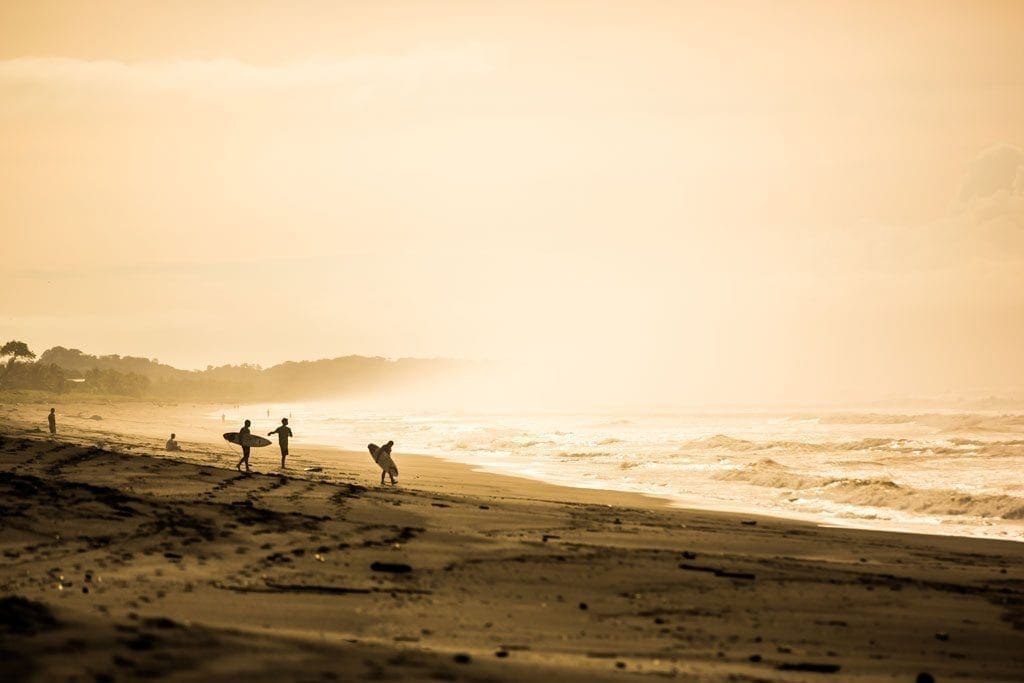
<box><xmin>380</xmin><ymin>470</ymin><xmax>386</xmax><ymax>485</ymax></box>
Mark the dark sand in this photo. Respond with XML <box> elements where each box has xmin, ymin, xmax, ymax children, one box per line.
<box><xmin>1</xmin><ymin>401</ymin><xmax>1023</xmax><ymax>682</ymax></box>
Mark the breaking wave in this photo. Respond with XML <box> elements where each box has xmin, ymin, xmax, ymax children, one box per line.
<box><xmin>683</xmin><ymin>434</ymin><xmax>1024</xmax><ymax>458</ymax></box>
<box><xmin>719</xmin><ymin>458</ymin><xmax>1024</xmax><ymax>520</ymax></box>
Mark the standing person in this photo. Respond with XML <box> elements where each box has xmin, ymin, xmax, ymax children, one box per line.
<box><xmin>47</xmin><ymin>408</ymin><xmax>56</xmax><ymax>436</ymax></box>
<box><xmin>236</xmin><ymin>419</ymin><xmax>253</xmax><ymax>473</ymax></box>
<box><xmin>367</xmin><ymin>440</ymin><xmax>399</xmax><ymax>485</ymax></box>
<box><xmin>268</xmin><ymin>418</ymin><xmax>293</xmax><ymax>469</ymax></box>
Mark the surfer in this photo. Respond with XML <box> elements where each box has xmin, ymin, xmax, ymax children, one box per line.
<box><xmin>165</xmin><ymin>433</ymin><xmax>181</xmax><ymax>451</ymax></box>
<box><xmin>268</xmin><ymin>418</ymin><xmax>293</xmax><ymax>469</ymax></box>
<box><xmin>47</xmin><ymin>408</ymin><xmax>56</xmax><ymax>436</ymax></box>
<box><xmin>368</xmin><ymin>440</ymin><xmax>399</xmax><ymax>485</ymax></box>
<box><xmin>236</xmin><ymin>419</ymin><xmax>253</xmax><ymax>473</ymax></box>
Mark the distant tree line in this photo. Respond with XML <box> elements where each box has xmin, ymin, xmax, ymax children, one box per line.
<box><xmin>2</xmin><ymin>341</ymin><xmax>151</xmax><ymax>397</ymax></box>
<box><xmin>0</xmin><ymin>341</ymin><xmax>466</xmax><ymax>401</ymax></box>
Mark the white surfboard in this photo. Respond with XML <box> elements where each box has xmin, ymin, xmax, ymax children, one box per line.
<box><xmin>367</xmin><ymin>443</ymin><xmax>399</xmax><ymax>479</ymax></box>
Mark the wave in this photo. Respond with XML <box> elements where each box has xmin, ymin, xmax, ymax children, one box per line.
<box><xmin>682</xmin><ymin>435</ymin><xmax>762</xmax><ymax>451</ymax></box>
<box><xmin>683</xmin><ymin>434</ymin><xmax>1024</xmax><ymax>458</ymax></box>
<box><xmin>718</xmin><ymin>458</ymin><xmax>1024</xmax><ymax>520</ymax></box>
<box><xmin>817</xmin><ymin>412</ymin><xmax>1024</xmax><ymax>433</ymax></box>
<box><xmin>716</xmin><ymin>458</ymin><xmax>832</xmax><ymax>489</ymax></box>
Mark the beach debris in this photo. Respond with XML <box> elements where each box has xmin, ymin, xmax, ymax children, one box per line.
<box><xmin>542</xmin><ymin>534</ymin><xmax>560</xmax><ymax>542</ymax></box>
<box><xmin>934</xmin><ymin>632</ymin><xmax>949</xmax><ymax>641</ymax></box>
<box><xmin>304</xmin><ymin>466</ymin><xmax>323</xmax><ymax>472</ymax></box>
<box><xmin>740</xmin><ymin>520</ymin><xmax>757</xmax><ymax>526</ymax></box>
<box><xmin>479</xmin><ymin>504</ymin><xmax>490</xmax><ymax>510</ymax></box>
<box><xmin>776</xmin><ymin>662</ymin><xmax>841</xmax><ymax>673</ymax></box>
<box><xmin>495</xmin><ymin>650</ymin><xmax>509</xmax><ymax>658</ymax></box>
<box><xmin>578</xmin><ymin>602</ymin><xmax>588</xmax><ymax>610</ymax></box>
<box><xmin>916</xmin><ymin>673</ymin><xmax>935</xmax><ymax>683</ymax></box>
<box><xmin>748</xmin><ymin>654</ymin><xmax>762</xmax><ymax>662</ymax></box>
<box><xmin>453</xmin><ymin>653</ymin><xmax>472</xmax><ymax>664</ymax></box>
<box><xmin>370</xmin><ymin>561</ymin><xmax>412</xmax><ymax>574</ymax></box>
<box><xmin>431</xmin><ymin>502</ymin><xmax>451</xmax><ymax>508</ymax></box>
<box><xmin>681</xmin><ymin>550</ymin><xmax>697</xmax><ymax>560</ymax></box>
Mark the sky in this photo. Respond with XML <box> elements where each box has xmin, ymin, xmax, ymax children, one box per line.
<box><xmin>1</xmin><ymin>1</ymin><xmax>1023</xmax><ymax>406</ymax></box>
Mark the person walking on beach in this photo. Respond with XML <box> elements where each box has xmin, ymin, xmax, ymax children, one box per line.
<box><xmin>236</xmin><ymin>419</ymin><xmax>253</xmax><ymax>473</ymax></box>
<box><xmin>268</xmin><ymin>418</ymin><xmax>293</xmax><ymax>469</ymax></box>
<box><xmin>368</xmin><ymin>440</ymin><xmax>399</xmax><ymax>485</ymax></box>
<box><xmin>47</xmin><ymin>408</ymin><xmax>56</xmax><ymax>436</ymax></box>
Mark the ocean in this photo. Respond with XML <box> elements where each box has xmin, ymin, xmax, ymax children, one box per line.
<box><xmin>213</xmin><ymin>405</ymin><xmax>1024</xmax><ymax>542</ymax></box>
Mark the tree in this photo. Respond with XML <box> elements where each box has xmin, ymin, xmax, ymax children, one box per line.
<box><xmin>1</xmin><ymin>340</ymin><xmax>35</xmax><ymax>367</ymax></box>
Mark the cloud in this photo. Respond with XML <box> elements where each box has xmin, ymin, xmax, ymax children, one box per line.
<box><xmin>0</xmin><ymin>50</ymin><xmax>494</xmax><ymax>114</ymax></box>
<box><xmin>957</xmin><ymin>144</ymin><xmax>1024</xmax><ymax>203</ymax></box>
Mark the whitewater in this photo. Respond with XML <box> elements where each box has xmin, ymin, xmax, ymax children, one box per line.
<box><xmin>213</xmin><ymin>406</ymin><xmax>1024</xmax><ymax>542</ymax></box>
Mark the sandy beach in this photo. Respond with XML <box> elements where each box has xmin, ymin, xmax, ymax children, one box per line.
<box><xmin>1</xmin><ymin>401</ymin><xmax>1023</xmax><ymax>682</ymax></box>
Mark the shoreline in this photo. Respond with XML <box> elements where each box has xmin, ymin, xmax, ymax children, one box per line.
<box><xmin>2</xmin><ymin>404</ymin><xmax>1024</xmax><ymax>680</ymax></box>
<box><xmin>3</xmin><ymin>397</ymin><xmax>1022</xmax><ymax>545</ymax></box>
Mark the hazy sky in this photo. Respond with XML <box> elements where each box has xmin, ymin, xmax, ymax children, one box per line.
<box><xmin>2</xmin><ymin>1</ymin><xmax>1023</xmax><ymax>405</ymax></box>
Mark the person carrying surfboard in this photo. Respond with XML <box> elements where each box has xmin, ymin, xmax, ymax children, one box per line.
<box><xmin>367</xmin><ymin>440</ymin><xmax>399</xmax><ymax>485</ymax></box>
<box><xmin>268</xmin><ymin>418</ymin><xmax>293</xmax><ymax>469</ymax></box>
<box><xmin>236</xmin><ymin>419</ymin><xmax>253</xmax><ymax>473</ymax></box>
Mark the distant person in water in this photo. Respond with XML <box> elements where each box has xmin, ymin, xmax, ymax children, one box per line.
<box><xmin>268</xmin><ymin>418</ymin><xmax>293</xmax><ymax>469</ymax></box>
<box><xmin>165</xmin><ymin>433</ymin><xmax>181</xmax><ymax>451</ymax></box>
<box><xmin>236</xmin><ymin>419</ymin><xmax>253</xmax><ymax>473</ymax></box>
<box><xmin>47</xmin><ymin>408</ymin><xmax>56</xmax><ymax>435</ymax></box>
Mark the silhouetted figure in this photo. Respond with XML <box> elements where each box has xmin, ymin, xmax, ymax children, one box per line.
<box><xmin>236</xmin><ymin>419</ymin><xmax>253</xmax><ymax>473</ymax></box>
<box><xmin>266</xmin><ymin>408</ymin><xmax>270</xmax><ymax>418</ymax></box>
<box><xmin>221</xmin><ymin>414</ymin><xmax>225</xmax><ymax>423</ymax></box>
<box><xmin>368</xmin><ymin>440</ymin><xmax>398</xmax><ymax>485</ymax></box>
<box><xmin>47</xmin><ymin>408</ymin><xmax>56</xmax><ymax>435</ymax></box>
<box><xmin>165</xmin><ymin>433</ymin><xmax>181</xmax><ymax>451</ymax></box>
<box><xmin>268</xmin><ymin>418</ymin><xmax>293</xmax><ymax>469</ymax></box>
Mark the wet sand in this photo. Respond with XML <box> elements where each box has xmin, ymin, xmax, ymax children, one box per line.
<box><xmin>1</xmin><ymin>401</ymin><xmax>1023</xmax><ymax>681</ymax></box>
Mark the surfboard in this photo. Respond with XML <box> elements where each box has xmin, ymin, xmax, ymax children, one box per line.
<box><xmin>367</xmin><ymin>443</ymin><xmax>399</xmax><ymax>479</ymax></box>
<box><xmin>223</xmin><ymin>432</ymin><xmax>272</xmax><ymax>448</ymax></box>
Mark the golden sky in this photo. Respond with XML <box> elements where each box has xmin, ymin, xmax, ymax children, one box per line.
<box><xmin>2</xmin><ymin>1</ymin><xmax>1023</xmax><ymax>405</ymax></box>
